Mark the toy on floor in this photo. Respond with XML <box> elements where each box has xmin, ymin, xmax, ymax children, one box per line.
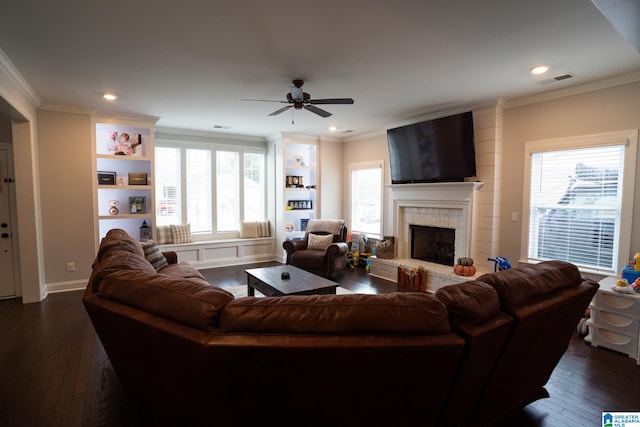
<box><xmin>488</xmin><ymin>256</ymin><xmax>511</xmax><ymax>272</ymax></box>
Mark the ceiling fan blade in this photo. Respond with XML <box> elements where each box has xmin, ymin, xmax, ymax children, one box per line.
<box><xmin>241</xmin><ymin>98</ymin><xmax>288</xmax><ymax>103</ymax></box>
<box><xmin>309</xmin><ymin>98</ymin><xmax>354</xmax><ymax>105</ymax></box>
<box><xmin>269</xmin><ymin>105</ymin><xmax>293</xmax><ymax>116</ymax></box>
<box><xmin>304</xmin><ymin>105</ymin><xmax>332</xmax><ymax>118</ymax></box>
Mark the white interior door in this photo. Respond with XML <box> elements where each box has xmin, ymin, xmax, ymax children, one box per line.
<box><xmin>0</xmin><ymin>147</ymin><xmax>16</xmax><ymax>298</ymax></box>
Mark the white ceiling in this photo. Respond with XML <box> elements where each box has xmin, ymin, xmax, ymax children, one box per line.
<box><xmin>1</xmin><ymin>0</ymin><xmax>639</xmax><ymax>139</ymax></box>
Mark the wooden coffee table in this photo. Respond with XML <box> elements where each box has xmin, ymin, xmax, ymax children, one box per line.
<box><xmin>245</xmin><ymin>265</ymin><xmax>338</xmax><ymax>297</ymax></box>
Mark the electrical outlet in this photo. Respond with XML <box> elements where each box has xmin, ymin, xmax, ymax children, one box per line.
<box><xmin>66</xmin><ymin>262</ymin><xmax>75</xmax><ymax>272</ymax></box>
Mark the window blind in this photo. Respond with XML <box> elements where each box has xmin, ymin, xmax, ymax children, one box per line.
<box><xmin>528</xmin><ymin>145</ymin><xmax>624</xmax><ymax>271</ymax></box>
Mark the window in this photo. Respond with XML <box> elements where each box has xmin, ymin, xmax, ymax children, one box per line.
<box><xmin>155</xmin><ymin>142</ymin><xmax>266</xmax><ymax>238</ymax></box>
<box><xmin>155</xmin><ymin>146</ymin><xmax>180</xmax><ymax>226</ymax></box>
<box><xmin>350</xmin><ymin>161</ymin><xmax>383</xmax><ymax>238</ymax></box>
<box><xmin>216</xmin><ymin>150</ymin><xmax>239</xmax><ymax>232</ymax></box>
<box><xmin>187</xmin><ymin>149</ymin><xmax>212</xmax><ymax>233</ymax></box>
<box><xmin>523</xmin><ymin>130</ymin><xmax>637</xmax><ymax>275</ymax></box>
<box><xmin>244</xmin><ymin>152</ymin><xmax>265</xmax><ymax>222</ymax></box>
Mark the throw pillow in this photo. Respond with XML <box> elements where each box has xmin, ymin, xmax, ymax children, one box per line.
<box><xmin>257</xmin><ymin>220</ymin><xmax>270</xmax><ymax>237</ymax></box>
<box><xmin>140</xmin><ymin>240</ymin><xmax>169</xmax><ymax>271</ymax></box>
<box><xmin>171</xmin><ymin>224</ymin><xmax>192</xmax><ymax>244</ymax></box>
<box><xmin>307</xmin><ymin>233</ymin><xmax>334</xmax><ymax>251</ymax></box>
<box><xmin>156</xmin><ymin>225</ymin><xmax>173</xmax><ymax>244</ymax></box>
<box><xmin>240</xmin><ymin>221</ymin><xmax>259</xmax><ymax>238</ymax></box>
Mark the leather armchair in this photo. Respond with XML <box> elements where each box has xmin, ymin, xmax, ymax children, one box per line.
<box><xmin>282</xmin><ymin>219</ymin><xmax>349</xmax><ymax>279</ymax></box>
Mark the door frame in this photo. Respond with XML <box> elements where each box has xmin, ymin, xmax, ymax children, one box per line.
<box><xmin>0</xmin><ymin>143</ymin><xmax>20</xmax><ymax>298</ymax></box>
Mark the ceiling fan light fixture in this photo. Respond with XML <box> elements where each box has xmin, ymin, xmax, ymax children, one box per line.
<box><xmin>531</xmin><ymin>65</ymin><xmax>549</xmax><ymax>75</ymax></box>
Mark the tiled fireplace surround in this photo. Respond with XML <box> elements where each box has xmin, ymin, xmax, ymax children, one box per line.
<box><xmin>368</xmin><ymin>104</ymin><xmax>503</xmax><ymax>291</ymax></box>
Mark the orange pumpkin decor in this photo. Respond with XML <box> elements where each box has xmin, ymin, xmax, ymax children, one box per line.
<box><xmin>453</xmin><ymin>257</ymin><xmax>476</xmax><ymax>276</ymax></box>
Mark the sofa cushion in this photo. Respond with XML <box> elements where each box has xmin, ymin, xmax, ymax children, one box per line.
<box><xmin>98</xmin><ymin>270</ymin><xmax>234</xmax><ymax>331</ymax></box>
<box><xmin>435</xmin><ymin>281</ymin><xmax>502</xmax><ymax>324</ymax></box>
<box><xmin>219</xmin><ymin>292</ymin><xmax>451</xmax><ymax>334</ymax></box>
<box><xmin>141</xmin><ymin>240</ymin><xmax>169</xmax><ymax>271</ymax></box>
<box><xmin>92</xmin><ymin>228</ymin><xmax>145</xmax><ymax>267</ymax></box>
<box><xmin>89</xmin><ymin>251</ymin><xmax>156</xmax><ymax>293</ymax></box>
<box><xmin>158</xmin><ymin>262</ymin><xmax>207</xmax><ymax>280</ymax></box>
<box><xmin>307</xmin><ymin>233</ymin><xmax>334</xmax><ymax>251</ymax></box>
<box><xmin>477</xmin><ymin>260</ymin><xmax>582</xmax><ymax>309</ymax></box>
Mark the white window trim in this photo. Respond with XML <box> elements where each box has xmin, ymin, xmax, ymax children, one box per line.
<box><xmin>349</xmin><ymin>160</ymin><xmax>384</xmax><ymax>239</ymax></box>
<box><xmin>521</xmin><ymin>129</ymin><xmax>638</xmax><ymax>275</ymax></box>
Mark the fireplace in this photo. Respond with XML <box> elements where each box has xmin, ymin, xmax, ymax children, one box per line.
<box><xmin>369</xmin><ymin>181</ymin><xmax>485</xmax><ymax>289</ymax></box>
<box><xmin>390</xmin><ymin>182</ymin><xmax>483</xmax><ymax>264</ymax></box>
<box><xmin>410</xmin><ymin>225</ymin><xmax>455</xmax><ymax>266</ymax></box>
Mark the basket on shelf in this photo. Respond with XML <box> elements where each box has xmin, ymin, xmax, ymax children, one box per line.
<box><xmin>375</xmin><ymin>238</ymin><xmax>395</xmax><ymax>259</ymax></box>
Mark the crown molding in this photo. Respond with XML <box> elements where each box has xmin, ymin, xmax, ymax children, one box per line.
<box><xmin>0</xmin><ymin>48</ymin><xmax>41</xmax><ymax>107</ymax></box>
<box><xmin>504</xmin><ymin>70</ymin><xmax>640</xmax><ymax>109</ymax></box>
<box><xmin>156</xmin><ymin>126</ymin><xmax>267</xmax><ymax>143</ymax></box>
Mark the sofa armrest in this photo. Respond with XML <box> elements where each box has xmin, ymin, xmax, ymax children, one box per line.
<box><xmin>283</xmin><ymin>239</ymin><xmax>307</xmax><ymax>252</ymax></box>
<box><xmin>162</xmin><ymin>251</ymin><xmax>178</xmax><ymax>264</ymax></box>
<box><xmin>326</xmin><ymin>242</ymin><xmax>349</xmax><ymax>257</ymax></box>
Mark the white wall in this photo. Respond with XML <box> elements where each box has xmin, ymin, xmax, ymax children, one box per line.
<box><xmin>37</xmin><ymin>109</ymin><xmax>95</xmax><ymax>291</ymax></box>
<box><xmin>319</xmin><ymin>138</ymin><xmax>344</xmax><ymax>219</ymax></box>
<box><xmin>502</xmin><ymin>81</ymin><xmax>640</xmax><ymax>266</ymax></box>
<box><xmin>341</xmin><ymin>133</ymin><xmax>390</xmax><ymax>233</ymax></box>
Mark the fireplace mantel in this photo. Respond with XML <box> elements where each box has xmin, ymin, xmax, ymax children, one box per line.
<box><xmin>389</xmin><ymin>181</ymin><xmax>484</xmax><ymax>200</ymax></box>
<box><xmin>390</xmin><ymin>181</ymin><xmax>484</xmax><ymax>262</ymax></box>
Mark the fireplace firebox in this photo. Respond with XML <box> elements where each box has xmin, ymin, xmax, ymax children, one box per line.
<box><xmin>410</xmin><ymin>225</ymin><xmax>455</xmax><ymax>266</ymax></box>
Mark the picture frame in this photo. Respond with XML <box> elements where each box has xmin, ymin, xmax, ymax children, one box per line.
<box><xmin>128</xmin><ymin>172</ymin><xmax>148</xmax><ymax>185</ymax></box>
<box><xmin>97</xmin><ymin>171</ymin><xmax>116</xmax><ymax>185</ymax></box>
<box><xmin>96</xmin><ymin>123</ymin><xmax>149</xmax><ymax>157</ymax></box>
<box><xmin>300</xmin><ymin>218</ymin><xmax>310</xmax><ymax>232</ymax></box>
<box><xmin>129</xmin><ymin>196</ymin><xmax>146</xmax><ymax>214</ymax></box>
<box><xmin>294</xmin><ymin>156</ymin><xmax>303</xmax><ymax>166</ymax></box>
<box><xmin>286</xmin><ymin>175</ymin><xmax>304</xmax><ymax>188</ymax></box>
<box><xmin>287</xmin><ymin>200</ymin><xmax>312</xmax><ymax>210</ymax></box>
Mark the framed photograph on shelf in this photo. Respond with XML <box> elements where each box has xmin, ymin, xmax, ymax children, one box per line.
<box><xmin>129</xmin><ymin>197</ymin><xmax>146</xmax><ymax>214</ymax></box>
<box><xmin>300</xmin><ymin>218</ymin><xmax>310</xmax><ymax>232</ymax></box>
<box><xmin>97</xmin><ymin>171</ymin><xmax>116</xmax><ymax>185</ymax></box>
<box><xmin>96</xmin><ymin>123</ymin><xmax>149</xmax><ymax>156</ymax></box>
<box><xmin>286</xmin><ymin>175</ymin><xmax>303</xmax><ymax>188</ymax></box>
<box><xmin>287</xmin><ymin>200</ymin><xmax>312</xmax><ymax>210</ymax></box>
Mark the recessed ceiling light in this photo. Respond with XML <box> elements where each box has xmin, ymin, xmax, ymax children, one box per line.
<box><xmin>531</xmin><ymin>65</ymin><xmax>549</xmax><ymax>75</ymax></box>
<box><xmin>103</xmin><ymin>93</ymin><xmax>117</xmax><ymax>101</ymax></box>
<box><xmin>329</xmin><ymin>126</ymin><xmax>337</xmax><ymax>132</ymax></box>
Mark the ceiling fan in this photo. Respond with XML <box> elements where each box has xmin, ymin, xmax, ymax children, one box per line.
<box><xmin>242</xmin><ymin>79</ymin><xmax>354</xmax><ymax>118</ymax></box>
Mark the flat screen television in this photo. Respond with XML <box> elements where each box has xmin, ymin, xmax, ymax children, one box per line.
<box><xmin>387</xmin><ymin>111</ymin><xmax>476</xmax><ymax>183</ymax></box>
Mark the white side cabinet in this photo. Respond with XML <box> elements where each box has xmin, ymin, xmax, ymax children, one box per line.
<box><xmin>587</xmin><ymin>276</ymin><xmax>640</xmax><ymax>365</ymax></box>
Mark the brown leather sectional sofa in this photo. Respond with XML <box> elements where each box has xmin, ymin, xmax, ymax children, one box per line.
<box><xmin>83</xmin><ymin>229</ymin><xmax>598</xmax><ymax>426</ymax></box>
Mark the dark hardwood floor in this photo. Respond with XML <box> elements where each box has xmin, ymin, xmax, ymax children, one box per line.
<box><xmin>0</xmin><ymin>262</ymin><xmax>638</xmax><ymax>426</ymax></box>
